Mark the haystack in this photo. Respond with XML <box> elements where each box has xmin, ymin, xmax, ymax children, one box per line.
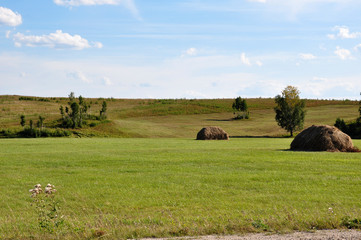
<box><xmin>290</xmin><ymin>125</ymin><xmax>358</xmax><ymax>152</ymax></box>
<box><xmin>196</xmin><ymin>126</ymin><xmax>229</xmax><ymax>140</ymax></box>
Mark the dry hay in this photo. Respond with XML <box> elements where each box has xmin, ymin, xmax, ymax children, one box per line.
<box><xmin>291</xmin><ymin>125</ymin><xmax>359</xmax><ymax>152</ymax></box>
<box><xmin>196</xmin><ymin>126</ymin><xmax>229</xmax><ymax>140</ymax></box>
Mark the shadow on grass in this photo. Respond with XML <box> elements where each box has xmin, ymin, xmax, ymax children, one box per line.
<box><xmin>205</xmin><ymin>118</ymin><xmax>235</xmax><ymax>122</ymax></box>
<box><xmin>230</xmin><ymin>135</ymin><xmax>293</xmax><ymax>139</ymax></box>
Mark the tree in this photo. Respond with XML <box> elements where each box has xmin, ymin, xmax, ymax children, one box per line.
<box><xmin>37</xmin><ymin>116</ymin><xmax>45</xmax><ymax>130</ymax></box>
<box><xmin>232</xmin><ymin>97</ymin><xmax>249</xmax><ymax>119</ymax></box>
<box><xmin>99</xmin><ymin>101</ymin><xmax>107</xmax><ymax>120</ymax></box>
<box><xmin>20</xmin><ymin>115</ymin><xmax>26</xmax><ymax>128</ymax></box>
<box><xmin>70</xmin><ymin>102</ymin><xmax>80</xmax><ymax>128</ymax></box>
<box><xmin>359</xmin><ymin>92</ymin><xmax>361</xmax><ymax>118</ymax></box>
<box><xmin>78</xmin><ymin>95</ymin><xmax>90</xmax><ymax>126</ymax></box>
<box><xmin>59</xmin><ymin>106</ymin><xmax>65</xmax><ymax>120</ymax></box>
<box><xmin>59</xmin><ymin>92</ymin><xmax>92</xmax><ymax>128</ymax></box>
<box><xmin>68</xmin><ymin>92</ymin><xmax>75</xmax><ymax>104</ymax></box>
<box><xmin>274</xmin><ymin>86</ymin><xmax>306</xmax><ymax>136</ymax></box>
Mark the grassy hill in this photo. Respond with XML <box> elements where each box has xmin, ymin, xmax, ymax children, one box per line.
<box><xmin>0</xmin><ymin>95</ymin><xmax>359</xmax><ymax>138</ymax></box>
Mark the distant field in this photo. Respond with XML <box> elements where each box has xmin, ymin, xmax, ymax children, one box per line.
<box><xmin>0</xmin><ymin>95</ymin><xmax>359</xmax><ymax>138</ymax></box>
<box><xmin>1</xmin><ymin>138</ymin><xmax>361</xmax><ymax>239</ymax></box>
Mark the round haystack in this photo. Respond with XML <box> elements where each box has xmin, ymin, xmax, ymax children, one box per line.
<box><xmin>290</xmin><ymin>125</ymin><xmax>358</xmax><ymax>152</ymax></box>
<box><xmin>196</xmin><ymin>126</ymin><xmax>229</xmax><ymax>140</ymax></box>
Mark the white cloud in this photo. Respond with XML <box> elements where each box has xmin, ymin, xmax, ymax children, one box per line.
<box><xmin>12</xmin><ymin>30</ymin><xmax>103</xmax><ymax>50</ymax></box>
<box><xmin>240</xmin><ymin>53</ymin><xmax>251</xmax><ymax>66</ymax></box>
<box><xmin>5</xmin><ymin>30</ymin><xmax>11</xmax><ymax>38</ymax></box>
<box><xmin>0</xmin><ymin>6</ymin><xmax>22</xmax><ymax>27</ymax></box>
<box><xmin>19</xmin><ymin>72</ymin><xmax>27</xmax><ymax>78</ymax></box>
<box><xmin>334</xmin><ymin>46</ymin><xmax>352</xmax><ymax>60</ymax></box>
<box><xmin>248</xmin><ymin>0</ymin><xmax>267</xmax><ymax>3</ymax></box>
<box><xmin>302</xmin><ymin>75</ymin><xmax>359</xmax><ymax>98</ymax></box>
<box><xmin>102</xmin><ymin>77</ymin><xmax>112</xmax><ymax>86</ymax></box>
<box><xmin>246</xmin><ymin>0</ymin><xmax>361</xmax><ymax>20</ymax></box>
<box><xmin>354</xmin><ymin>44</ymin><xmax>361</xmax><ymax>51</ymax></box>
<box><xmin>256</xmin><ymin>60</ymin><xmax>263</xmax><ymax>66</ymax></box>
<box><xmin>93</xmin><ymin>42</ymin><xmax>104</xmax><ymax>49</ymax></box>
<box><xmin>185</xmin><ymin>90</ymin><xmax>208</xmax><ymax>98</ymax></box>
<box><xmin>1</xmin><ymin>52</ymin><xmax>361</xmax><ymax>99</ymax></box>
<box><xmin>328</xmin><ymin>26</ymin><xmax>361</xmax><ymax>39</ymax></box>
<box><xmin>299</xmin><ymin>53</ymin><xmax>316</xmax><ymax>60</ymax></box>
<box><xmin>313</xmin><ymin>77</ymin><xmax>328</xmax><ymax>82</ymax></box>
<box><xmin>54</xmin><ymin>0</ymin><xmax>141</xmax><ymax>20</ymax></box>
<box><xmin>67</xmin><ymin>71</ymin><xmax>92</xmax><ymax>83</ymax></box>
<box><xmin>53</xmin><ymin>0</ymin><xmax>127</xmax><ymax>6</ymax></box>
<box><xmin>186</xmin><ymin>47</ymin><xmax>197</xmax><ymax>56</ymax></box>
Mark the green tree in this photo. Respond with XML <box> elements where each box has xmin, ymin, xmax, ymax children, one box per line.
<box><xmin>68</xmin><ymin>92</ymin><xmax>75</xmax><ymax>104</ymax></box>
<box><xmin>20</xmin><ymin>115</ymin><xmax>26</xmax><ymax>128</ymax></box>
<box><xmin>274</xmin><ymin>86</ymin><xmax>306</xmax><ymax>137</ymax></box>
<box><xmin>59</xmin><ymin>92</ymin><xmax>92</xmax><ymax>128</ymax></box>
<box><xmin>59</xmin><ymin>106</ymin><xmax>65</xmax><ymax>120</ymax></box>
<box><xmin>78</xmin><ymin>95</ymin><xmax>90</xmax><ymax>126</ymax></box>
<box><xmin>37</xmin><ymin>116</ymin><xmax>45</xmax><ymax>130</ymax></box>
<box><xmin>70</xmin><ymin>102</ymin><xmax>80</xmax><ymax>128</ymax></box>
<box><xmin>100</xmin><ymin>101</ymin><xmax>107</xmax><ymax>120</ymax></box>
<box><xmin>232</xmin><ymin>97</ymin><xmax>249</xmax><ymax>119</ymax></box>
<box><xmin>359</xmin><ymin>92</ymin><xmax>361</xmax><ymax>118</ymax></box>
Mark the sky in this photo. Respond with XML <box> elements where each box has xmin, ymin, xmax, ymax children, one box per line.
<box><xmin>0</xmin><ymin>0</ymin><xmax>361</xmax><ymax>99</ymax></box>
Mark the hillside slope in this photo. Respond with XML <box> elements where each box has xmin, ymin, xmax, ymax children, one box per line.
<box><xmin>0</xmin><ymin>95</ymin><xmax>358</xmax><ymax>138</ymax></box>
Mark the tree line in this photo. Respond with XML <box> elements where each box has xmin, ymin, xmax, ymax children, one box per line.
<box><xmin>8</xmin><ymin>92</ymin><xmax>109</xmax><ymax>138</ymax></box>
<box><xmin>59</xmin><ymin>92</ymin><xmax>107</xmax><ymax>128</ymax></box>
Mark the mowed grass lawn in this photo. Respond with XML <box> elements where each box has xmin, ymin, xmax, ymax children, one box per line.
<box><xmin>1</xmin><ymin>138</ymin><xmax>361</xmax><ymax>239</ymax></box>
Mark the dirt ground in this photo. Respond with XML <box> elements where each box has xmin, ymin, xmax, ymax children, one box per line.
<box><xmin>140</xmin><ymin>230</ymin><xmax>361</xmax><ymax>240</ymax></box>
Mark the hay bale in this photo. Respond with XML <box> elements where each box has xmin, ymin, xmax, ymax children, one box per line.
<box><xmin>196</xmin><ymin>126</ymin><xmax>229</xmax><ymax>140</ymax></box>
<box><xmin>290</xmin><ymin>125</ymin><xmax>358</xmax><ymax>152</ymax></box>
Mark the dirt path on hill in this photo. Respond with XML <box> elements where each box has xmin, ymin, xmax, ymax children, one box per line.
<box><xmin>140</xmin><ymin>229</ymin><xmax>361</xmax><ymax>240</ymax></box>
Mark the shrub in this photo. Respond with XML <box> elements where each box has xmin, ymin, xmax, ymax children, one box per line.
<box><xmin>334</xmin><ymin>118</ymin><xmax>361</xmax><ymax>139</ymax></box>
<box><xmin>335</xmin><ymin>118</ymin><xmax>347</xmax><ymax>132</ymax></box>
<box><xmin>341</xmin><ymin>216</ymin><xmax>361</xmax><ymax>229</ymax></box>
<box><xmin>0</xmin><ymin>129</ymin><xmax>18</xmax><ymax>138</ymax></box>
<box><xmin>19</xmin><ymin>128</ymin><xmax>72</xmax><ymax>138</ymax></box>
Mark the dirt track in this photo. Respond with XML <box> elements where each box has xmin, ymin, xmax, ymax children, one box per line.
<box><xmin>141</xmin><ymin>230</ymin><xmax>361</xmax><ymax>240</ymax></box>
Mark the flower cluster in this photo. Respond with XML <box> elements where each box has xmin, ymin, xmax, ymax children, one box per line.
<box><xmin>45</xmin><ymin>184</ymin><xmax>56</xmax><ymax>194</ymax></box>
<box><xmin>29</xmin><ymin>184</ymin><xmax>43</xmax><ymax>197</ymax></box>
<box><xmin>29</xmin><ymin>183</ymin><xmax>56</xmax><ymax>197</ymax></box>
<box><xmin>29</xmin><ymin>183</ymin><xmax>62</xmax><ymax>233</ymax></box>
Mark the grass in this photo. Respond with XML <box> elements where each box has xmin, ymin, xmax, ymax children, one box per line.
<box><xmin>1</xmin><ymin>137</ymin><xmax>361</xmax><ymax>239</ymax></box>
<box><xmin>0</xmin><ymin>95</ymin><xmax>359</xmax><ymax>138</ymax></box>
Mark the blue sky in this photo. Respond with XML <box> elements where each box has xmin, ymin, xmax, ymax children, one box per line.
<box><xmin>1</xmin><ymin>0</ymin><xmax>361</xmax><ymax>99</ymax></box>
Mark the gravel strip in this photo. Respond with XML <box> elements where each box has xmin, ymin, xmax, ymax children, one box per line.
<box><xmin>140</xmin><ymin>230</ymin><xmax>361</xmax><ymax>240</ymax></box>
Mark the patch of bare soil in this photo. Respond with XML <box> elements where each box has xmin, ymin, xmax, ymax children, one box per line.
<box><xmin>140</xmin><ymin>230</ymin><xmax>361</xmax><ymax>240</ymax></box>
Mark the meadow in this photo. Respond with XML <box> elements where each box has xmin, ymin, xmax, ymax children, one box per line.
<box><xmin>1</xmin><ymin>137</ymin><xmax>361</xmax><ymax>239</ymax></box>
<box><xmin>0</xmin><ymin>95</ymin><xmax>359</xmax><ymax>138</ymax></box>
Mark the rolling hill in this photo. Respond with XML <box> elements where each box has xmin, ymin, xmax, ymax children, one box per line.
<box><xmin>0</xmin><ymin>95</ymin><xmax>359</xmax><ymax>138</ymax></box>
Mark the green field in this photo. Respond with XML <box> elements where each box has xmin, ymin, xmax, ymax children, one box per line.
<box><xmin>0</xmin><ymin>95</ymin><xmax>359</xmax><ymax>138</ymax></box>
<box><xmin>1</xmin><ymin>138</ymin><xmax>361</xmax><ymax>239</ymax></box>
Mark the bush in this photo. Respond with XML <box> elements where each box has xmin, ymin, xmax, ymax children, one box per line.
<box><xmin>89</xmin><ymin>122</ymin><xmax>98</xmax><ymax>127</ymax></box>
<box><xmin>341</xmin><ymin>216</ymin><xmax>361</xmax><ymax>229</ymax></box>
<box><xmin>18</xmin><ymin>128</ymin><xmax>72</xmax><ymax>138</ymax></box>
<box><xmin>335</xmin><ymin>118</ymin><xmax>347</xmax><ymax>132</ymax></box>
<box><xmin>19</xmin><ymin>96</ymin><xmax>36</xmax><ymax>101</ymax></box>
<box><xmin>0</xmin><ymin>129</ymin><xmax>18</xmax><ymax>138</ymax></box>
<box><xmin>334</xmin><ymin>118</ymin><xmax>361</xmax><ymax>139</ymax></box>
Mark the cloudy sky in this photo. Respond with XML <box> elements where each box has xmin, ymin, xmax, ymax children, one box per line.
<box><xmin>1</xmin><ymin>0</ymin><xmax>361</xmax><ymax>99</ymax></box>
